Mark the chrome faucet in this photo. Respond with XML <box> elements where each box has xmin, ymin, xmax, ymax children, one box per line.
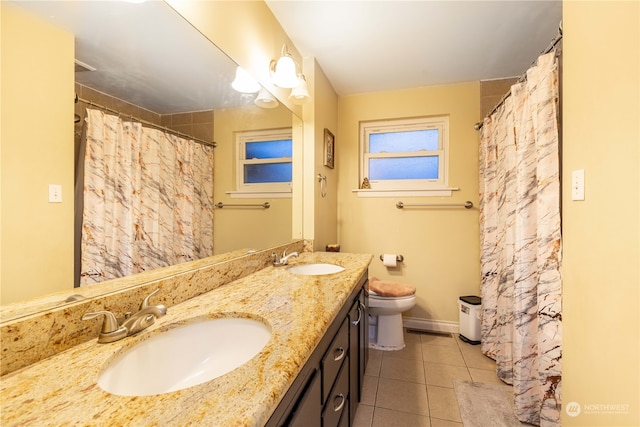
<box><xmin>82</xmin><ymin>289</ymin><xmax>167</xmax><ymax>343</ymax></box>
<box><xmin>272</xmin><ymin>249</ymin><xmax>299</xmax><ymax>267</ymax></box>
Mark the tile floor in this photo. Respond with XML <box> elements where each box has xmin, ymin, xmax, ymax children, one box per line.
<box><xmin>353</xmin><ymin>330</ymin><xmax>506</xmax><ymax>427</ymax></box>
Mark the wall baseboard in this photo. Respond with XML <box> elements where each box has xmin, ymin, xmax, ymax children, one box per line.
<box><xmin>402</xmin><ymin>317</ymin><xmax>459</xmax><ymax>334</ymax></box>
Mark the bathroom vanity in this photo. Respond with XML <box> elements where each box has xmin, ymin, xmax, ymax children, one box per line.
<box><xmin>267</xmin><ymin>272</ymin><xmax>368</xmax><ymax>426</ymax></box>
<box><xmin>0</xmin><ymin>252</ymin><xmax>372</xmax><ymax>426</ymax></box>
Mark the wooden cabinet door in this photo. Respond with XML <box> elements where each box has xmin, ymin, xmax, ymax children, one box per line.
<box><xmin>288</xmin><ymin>368</ymin><xmax>322</xmax><ymax>427</ymax></box>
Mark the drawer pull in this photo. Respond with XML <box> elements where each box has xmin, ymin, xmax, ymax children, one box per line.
<box><xmin>352</xmin><ymin>305</ymin><xmax>362</xmax><ymax>326</ymax></box>
<box><xmin>333</xmin><ymin>347</ymin><xmax>345</xmax><ymax>362</ymax></box>
<box><xmin>333</xmin><ymin>393</ymin><xmax>345</xmax><ymax>412</ymax></box>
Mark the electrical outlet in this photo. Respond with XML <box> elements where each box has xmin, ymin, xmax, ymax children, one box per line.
<box><xmin>48</xmin><ymin>184</ymin><xmax>62</xmax><ymax>203</ymax></box>
<box><xmin>571</xmin><ymin>169</ymin><xmax>585</xmax><ymax>201</ymax></box>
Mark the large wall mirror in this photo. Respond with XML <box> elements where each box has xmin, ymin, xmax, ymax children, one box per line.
<box><xmin>1</xmin><ymin>1</ymin><xmax>300</xmax><ymax>318</ymax></box>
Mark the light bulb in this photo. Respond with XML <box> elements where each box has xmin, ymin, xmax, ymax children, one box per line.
<box><xmin>271</xmin><ymin>55</ymin><xmax>299</xmax><ymax>88</ymax></box>
<box><xmin>231</xmin><ymin>67</ymin><xmax>260</xmax><ymax>93</ymax></box>
<box><xmin>255</xmin><ymin>89</ymin><xmax>279</xmax><ymax>109</ymax></box>
<box><xmin>289</xmin><ymin>76</ymin><xmax>310</xmax><ymax>105</ymax></box>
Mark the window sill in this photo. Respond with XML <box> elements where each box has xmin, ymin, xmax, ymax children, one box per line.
<box><xmin>352</xmin><ymin>188</ymin><xmax>458</xmax><ymax>197</ymax></box>
<box><xmin>226</xmin><ymin>191</ymin><xmax>292</xmax><ymax>199</ymax></box>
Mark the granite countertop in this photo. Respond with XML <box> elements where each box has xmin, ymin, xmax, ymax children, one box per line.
<box><xmin>0</xmin><ymin>252</ymin><xmax>372</xmax><ymax>427</ymax></box>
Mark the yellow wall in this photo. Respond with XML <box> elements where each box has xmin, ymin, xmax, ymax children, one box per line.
<box><xmin>562</xmin><ymin>1</ymin><xmax>639</xmax><ymax>425</ymax></box>
<box><xmin>0</xmin><ymin>3</ymin><xmax>74</xmax><ymax>304</ymax></box>
<box><xmin>337</xmin><ymin>83</ymin><xmax>481</xmax><ymax>323</ymax></box>
<box><xmin>212</xmin><ymin>105</ymin><xmax>294</xmax><ymax>254</ymax></box>
<box><xmin>303</xmin><ymin>59</ymin><xmax>339</xmax><ymax>251</ymax></box>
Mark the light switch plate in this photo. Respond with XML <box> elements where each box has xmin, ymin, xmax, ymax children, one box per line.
<box><xmin>48</xmin><ymin>184</ymin><xmax>62</xmax><ymax>203</ymax></box>
<box><xmin>571</xmin><ymin>169</ymin><xmax>585</xmax><ymax>201</ymax></box>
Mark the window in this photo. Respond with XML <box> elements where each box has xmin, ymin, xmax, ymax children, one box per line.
<box><xmin>360</xmin><ymin>116</ymin><xmax>449</xmax><ymax>191</ymax></box>
<box><xmin>236</xmin><ymin>128</ymin><xmax>292</xmax><ymax>194</ymax></box>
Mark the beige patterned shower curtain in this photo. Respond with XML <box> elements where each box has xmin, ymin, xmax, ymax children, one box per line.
<box><xmin>79</xmin><ymin>109</ymin><xmax>213</xmax><ymax>285</ymax></box>
<box><xmin>479</xmin><ymin>52</ymin><xmax>562</xmax><ymax>426</ymax></box>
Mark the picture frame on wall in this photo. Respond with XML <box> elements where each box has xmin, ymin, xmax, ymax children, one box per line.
<box><xmin>324</xmin><ymin>128</ymin><xmax>335</xmax><ymax>169</ymax></box>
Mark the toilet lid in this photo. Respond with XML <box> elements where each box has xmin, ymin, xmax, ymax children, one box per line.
<box><xmin>368</xmin><ymin>290</ymin><xmax>415</xmax><ymax>300</ymax></box>
<box><xmin>368</xmin><ymin>277</ymin><xmax>416</xmax><ymax>297</ymax></box>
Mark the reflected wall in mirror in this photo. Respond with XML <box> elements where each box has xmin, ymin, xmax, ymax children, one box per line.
<box><xmin>1</xmin><ymin>1</ymin><xmax>299</xmax><ymax>316</ymax></box>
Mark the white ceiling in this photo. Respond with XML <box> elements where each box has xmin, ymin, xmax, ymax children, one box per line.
<box><xmin>266</xmin><ymin>1</ymin><xmax>563</xmax><ymax>95</ymax></box>
<box><xmin>13</xmin><ymin>1</ymin><xmax>562</xmax><ymax>113</ymax></box>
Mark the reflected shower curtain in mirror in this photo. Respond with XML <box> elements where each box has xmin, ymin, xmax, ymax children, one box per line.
<box><xmin>479</xmin><ymin>52</ymin><xmax>562</xmax><ymax>427</ymax></box>
<box><xmin>80</xmin><ymin>109</ymin><xmax>213</xmax><ymax>285</ymax></box>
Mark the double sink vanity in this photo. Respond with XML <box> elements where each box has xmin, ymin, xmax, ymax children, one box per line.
<box><xmin>0</xmin><ymin>249</ymin><xmax>372</xmax><ymax>426</ymax></box>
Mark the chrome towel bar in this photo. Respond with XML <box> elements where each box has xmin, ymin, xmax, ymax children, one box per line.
<box><xmin>396</xmin><ymin>201</ymin><xmax>473</xmax><ymax>209</ymax></box>
<box><xmin>215</xmin><ymin>202</ymin><xmax>270</xmax><ymax>209</ymax></box>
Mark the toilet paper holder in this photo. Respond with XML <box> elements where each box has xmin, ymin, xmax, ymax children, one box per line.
<box><xmin>379</xmin><ymin>254</ymin><xmax>404</xmax><ymax>263</ymax></box>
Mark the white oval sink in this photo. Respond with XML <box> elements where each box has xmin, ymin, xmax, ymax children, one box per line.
<box><xmin>287</xmin><ymin>263</ymin><xmax>345</xmax><ymax>275</ymax></box>
<box><xmin>98</xmin><ymin>317</ymin><xmax>271</xmax><ymax>396</ymax></box>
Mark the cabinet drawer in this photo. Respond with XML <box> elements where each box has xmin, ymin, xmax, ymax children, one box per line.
<box><xmin>321</xmin><ymin>318</ymin><xmax>348</xmax><ymax>403</ymax></box>
<box><xmin>322</xmin><ymin>355</ymin><xmax>349</xmax><ymax>427</ymax></box>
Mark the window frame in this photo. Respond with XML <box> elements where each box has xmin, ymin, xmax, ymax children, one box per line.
<box><xmin>360</xmin><ymin>116</ymin><xmax>450</xmax><ymax>191</ymax></box>
<box><xmin>235</xmin><ymin>128</ymin><xmax>293</xmax><ymax>194</ymax></box>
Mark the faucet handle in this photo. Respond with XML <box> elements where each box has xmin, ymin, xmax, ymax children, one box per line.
<box><xmin>82</xmin><ymin>310</ymin><xmax>120</xmax><ymax>334</ymax></box>
<box><xmin>82</xmin><ymin>311</ymin><xmax>128</xmax><ymax>344</ymax></box>
<box><xmin>140</xmin><ymin>289</ymin><xmax>160</xmax><ymax>309</ymax></box>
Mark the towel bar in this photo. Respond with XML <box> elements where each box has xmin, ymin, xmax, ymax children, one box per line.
<box><xmin>396</xmin><ymin>201</ymin><xmax>473</xmax><ymax>209</ymax></box>
<box><xmin>215</xmin><ymin>202</ymin><xmax>270</xmax><ymax>209</ymax></box>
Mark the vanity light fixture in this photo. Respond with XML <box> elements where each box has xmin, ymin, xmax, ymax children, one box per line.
<box><xmin>270</xmin><ymin>44</ymin><xmax>300</xmax><ymax>89</ymax></box>
<box><xmin>231</xmin><ymin>66</ymin><xmax>261</xmax><ymax>94</ymax></box>
<box><xmin>289</xmin><ymin>74</ymin><xmax>310</xmax><ymax>105</ymax></box>
<box><xmin>255</xmin><ymin>88</ymin><xmax>280</xmax><ymax>109</ymax></box>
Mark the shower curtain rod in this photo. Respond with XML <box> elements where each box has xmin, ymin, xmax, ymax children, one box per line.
<box><xmin>474</xmin><ymin>22</ymin><xmax>563</xmax><ymax>131</ymax></box>
<box><xmin>76</xmin><ymin>96</ymin><xmax>217</xmax><ymax>148</ymax></box>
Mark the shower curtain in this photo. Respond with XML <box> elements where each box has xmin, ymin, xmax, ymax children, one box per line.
<box><xmin>79</xmin><ymin>109</ymin><xmax>213</xmax><ymax>285</ymax></box>
<box><xmin>479</xmin><ymin>52</ymin><xmax>562</xmax><ymax>426</ymax></box>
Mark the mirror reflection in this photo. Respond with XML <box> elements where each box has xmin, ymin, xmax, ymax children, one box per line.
<box><xmin>1</xmin><ymin>1</ymin><xmax>297</xmax><ymax>315</ymax></box>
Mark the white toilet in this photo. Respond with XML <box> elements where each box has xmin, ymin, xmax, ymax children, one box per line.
<box><xmin>368</xmin><ymin>290</ymin><xmax>416</xmax><ymax>351</ymax></box>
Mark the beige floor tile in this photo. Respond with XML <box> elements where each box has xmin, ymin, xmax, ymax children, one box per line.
<box><xmin>419</xmin><ymin>332</ymin><xmax>458</xmax><ymax>348</ymax></box>
<box><xmin>422</xmin><ymin>344</ymin><xmax>465</xmax><ymax>366</ymax></box>
<box><xmin>372</xmin><ymin>407</ymin><xmax>430</xmax><ymax>427</ymax></box>
<box><xmin>353</xmin><ymin>404</ymin><xmax>374</xmax><ymax>427</ymax></box>
<box><xmin>457</xmin><ymin>342</ymin><xmax>496</xmax><ymax>370</ymax></box>
<box><xmin>366</xmin><ymin>349</ymin><xmax>383</xmax><ymax>377</ymax></box>
<box><xmin>360</xmin><ymin>375</ymin><xmax>379</xmax><ymax>406</ymax></box>
<box><xmin>381</xmin><ymin>337</ymin><xmax>423</xmax><ymax>361</ymax></box>
<box><xmin>405</xmin><ymin>330</ymin><xmax>422</xmax><ymax>344</ymax></box>
<box><xmin>375</xmin><ymin>377</ymin><xmax>429</xmax><ymax>416</ymax></box>
<box><xmin>427</xmin><ymin>385</ymin><xmax>462</xmax><ymax>422</ymax></box>
<box><xmin>430</xmin><ymin>417</ymin><xmax>463</xmax><ymax>426</ymax></box>
<box><xmin>380</xmin><ymin>356</ymin><xmax>426</xmax><ymax>384</ymax></box>
<box><xmin>468</xmin><ymin>368</ymin><xmax>511</xmax><ymax>389</ymax></box>
<box><xmin>424</xmin><ymin>362</ymin><xmax>471</xmax><ymax>388</ymax></box>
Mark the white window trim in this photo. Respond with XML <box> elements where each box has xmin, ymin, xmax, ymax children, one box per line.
<box><xmin>359</xmin><ymin>116</ymin><xmax>450</xmax><ymax>194</ymax></box>
<box><xmin>235</xmin><ymin>128</ymin><xmax>292</xmax><ymax>196</ymax></box>
<box><xmin>352</xmin><ymin>188</ymin><xmax>458</xmax><ymax>198</ymax></box>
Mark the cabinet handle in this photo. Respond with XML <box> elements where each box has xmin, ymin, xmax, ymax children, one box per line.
<box><xmin>352</xmin><ymin>305</ymin><xmax>362</xmax><ymax>326</ymax></box>
<box><xmin>333</xmin><ymin>347</ymin><xmax>345</xmax><ymax>362</ymax></box>
<box><xmin>333</xmin><ymin>393</ymin><xmax>345</xmax><ymax>412</ymax></box>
